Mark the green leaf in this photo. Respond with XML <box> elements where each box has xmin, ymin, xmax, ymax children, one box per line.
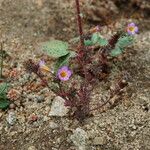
<box><xmin>110</xmin><ymin>47</ymin><xmax>123</xmax><ymax>56</ymax></box>
<box><xmin>0</xmin><ymin>94</ymin><xmax>9</xmax><ymax>109</ymax></box>
<box><xmin>92</xmin><ymin>32</ymin><xmax>108</xmax><ymax>46</ymax></box>
<box><xmin>54</xmin><ymin>51</ymin><xmax>76</xmax><ymax>73</ymax></box>
<box><xmin>97</xmin><ymin>38</ymin><xmax>108</xmax><ymax>46</ymax></box>
<box><xmin>84</xmin><ymin>39</ymin><xmax>93</xmax><ymax>46</ymax></box>
<box><xmin>110</xmin><ymin>35</ymin><xmax>134</xmax><ymax>57</ymax></box>
<box><xmin>42</xmin><ymin>40</ymin><xmax>69</xmax><ymax>58</ymax></box>
<box><xmin>116</xmin><ymin>36</ymin><xmax>134</xmax><ymax>48</ymax></box>
<box><xmin>0</xmin><ymin>82</ymin><xmax>8</xmax><ymax>95</ymax></box>
<box><xmin>0</xmin><ymin>82</ymin><xmax>9</xmax><ymax>109</ymax></box>
<box><xmin>69</xmin><ymin>51</ymin><xmax>76</xmax><ymax>58</ymax></box>
<box><xmin>91</xmin><ymin>33</ymin><xmax>99</xmax><ymax>44</ymax></box>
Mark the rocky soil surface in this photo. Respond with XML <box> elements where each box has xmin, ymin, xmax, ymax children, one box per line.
<box><xmin>0</xmin><ymin>0</ymin><xmax>149</xmax><ymax>150</ymax></box>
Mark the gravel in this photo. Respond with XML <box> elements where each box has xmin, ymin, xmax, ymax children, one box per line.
<box><xmin>0</xmin><ymin>0</ymin><xmax>149</xmax><ymax>150</ymax></box>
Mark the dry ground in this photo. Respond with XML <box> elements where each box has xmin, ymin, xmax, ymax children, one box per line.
<box><xmin>0</xmin><ymin>0</ymin><xmax>150</xmax><ymax>150</ymax></box>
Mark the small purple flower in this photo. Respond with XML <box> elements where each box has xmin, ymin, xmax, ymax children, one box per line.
<box><xmin>39</xmin><ymin>60</ymin><xmax>45</xmax><ymax>67</ymax></box>
<box><xmin>38</xmin><ymin>60</ymin><xmax>50</xmax><ymax>72</ymax></box>
<box><xmin>95</xmin><ymin>25</ymin><xmax>101</xmax><ymax>32</ymax></box>
<box><xmin>127</xmin><ymin>23</ymin><xmax>138</xmax><ymax>35</ymax></box>
<box><xmin>57</xmin><ymin>66</ymin><xmax>72</xmax><ymax>81</ymax></box>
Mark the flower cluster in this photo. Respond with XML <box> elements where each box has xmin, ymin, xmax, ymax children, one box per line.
<box><xmin>38</xmin><ymin>60</ymin><xmax>72</xmax><ymax>81</ymax></box>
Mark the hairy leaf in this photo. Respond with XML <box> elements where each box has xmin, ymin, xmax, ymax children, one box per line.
<box><xmin>0</xmin><ymin>82</ymin><xmax>9</xmax><ymax>109</ymax></box>
<box><xmin>84</xmin><ymin>39</ymin><xmax>93</xmax><ymax>46</ymax></box>
<box><xmin>110</xmin><ymin>35</ymin><xmax>134</xmax><ymax>56</ymax></box>
<box><xmin>91</xmin><ymin>33</ymin><xmax>99</xmax><ymax>44</ymax></box>
<box><xmin>84</xmin><ymin>33</ymin><xmax>108</xmax><ymax>46</ymax></box>
<box><xmin>110</xmin><ymin>47</ymin><xmax>123</xmax><ymax>56</ymax></box>
<box><xmin>0</xmin><ymin>93</ymin><xmax>9</xmax><ymax>109</ymax></box>
<box><xmin>42</xmin><ymin>40</ymin><xmax>69</xmax><ymax>58</ymax></box>
<box><xmin>116</xmin><ymin>36</ymin><xmax>134</xmax><ymax>48</ymax></box>
<box><xmin>54</xmin><ymin>51</ymin><xmax>76</xmax><ymax>73</ymax></box>
<box><xmin>0</xmin><ymin>82</ymin><xmax>8</xmax><ymax>95</ymax></box>
<box><xmin>92</xmin><ymin>33</ymin><xmax>108</xmax><ymax>46</ymax></box>
<box><xmin>97</xmin><ymin>38</ymin><xmax>108</xmax><ymax>46</ymax></box>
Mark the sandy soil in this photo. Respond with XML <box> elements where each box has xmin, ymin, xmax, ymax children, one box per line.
<box><xmin>0</xmin><ymin>0</ymin><xmax>150</xmax><ymax>150</ymax></box>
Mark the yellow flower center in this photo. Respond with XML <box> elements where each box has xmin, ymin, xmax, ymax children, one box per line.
<box><xmin>129</xmin><ymin>26</ymin><xmax>134</xmax><ymax>32</ymax></box>
<box><xmin>60</xmin><ymin>71</ymin><xmax>67</xmax><ymax>78</ymax></box>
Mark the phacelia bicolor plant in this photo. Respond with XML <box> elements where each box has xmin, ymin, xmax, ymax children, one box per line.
<box><xmin>24</xmin><ymin>0</ymin><xmax>138</xmax><ymax>122</ymax></box>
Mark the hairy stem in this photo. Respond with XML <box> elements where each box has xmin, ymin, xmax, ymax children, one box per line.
<box><xmin>75</xmin><ymin>0</ymin><xmax>84</xmax><ymax>46</ymax></box>
<box><xmin>75</xmin><ymin>0</ymin><xmax>92</xmax><ymax>118</ymax></box>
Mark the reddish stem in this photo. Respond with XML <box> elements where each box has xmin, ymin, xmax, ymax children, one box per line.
<box><xmin>75</xmin><ymin>0</ymin><xmax>84</xmax><ymax>46</ymax></box>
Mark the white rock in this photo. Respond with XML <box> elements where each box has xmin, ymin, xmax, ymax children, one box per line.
<box><xmin>49</xmin><ymin>121</ymin><xmax>58</xmax><ymax>129</ymax></box>
<box><xmin>28</xmin><ymin>146</ymin><xmax>37</xmax><ymax>150</ymax></box>
<box><xmin>49</xmin><ymin>96</ymin><xmax>69</xmax><ymax>116</ymax></box>
<box><xmin>43</xmin><ymin>116</ymin><xmax>49</xmax><ymax>122</ymax></box>
<box><xmin>70</xmin><ymin>128</ymin><xmax>88</xmax><ymax>150</ymax></box>
<box><xmin>93</xmin><ymin>136</ymin><xmax>107</xmax><ymax>145</ymax></box>
<box><xmin>6</xmin><ymin>111</ymin><xmax>16</xmax><ymax>125</ymax></box>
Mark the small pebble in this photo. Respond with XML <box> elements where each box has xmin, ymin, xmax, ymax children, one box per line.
<box><xmin>6</xmin><ymin>111</ymin><xmax>16</xmax><ymax>125</ymax></box>
<box><xmin>49</xmin><ymin>96</ymin><xmax>69</xmax><ymax>116</ymax></box>
<box><xmin>49</xmin><ymin>121</ymin><xmax>58</xmax><ymax>129</ymax></box>
<box><xmin>28</xmin><ymin>146</ymin><xmax>37</xmax><ymax>150</ymax></box>
<box><xmin>9</xmin><ymin>103</ymin><xmax>16</xmax><ymax>109</ymax></box>
<box><xmin>93</xmin><ymin>136</ymin><xmax>107</xmax><ymax>145</ymax></box>
<box><xmin>36</xmin><ymin>95</ymin><xmax>44</xmax><ymax>103</ymax></box>
<box><xmin>28</xmin><ymin>114</ymin><xmax>38</xmax><ymax>123</ymax></box>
